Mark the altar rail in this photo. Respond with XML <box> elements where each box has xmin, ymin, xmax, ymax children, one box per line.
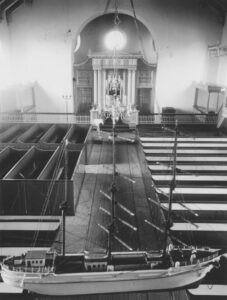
<box><xmin>139</xmin><ymin>113</ymin><xmax>218</xmax><ymax>125</ymax></box>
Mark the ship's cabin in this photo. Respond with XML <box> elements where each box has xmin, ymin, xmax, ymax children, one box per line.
<box><xmin>25</xmin><ymin>250</ymin><xmax>54</xmax><ymax>268</ymax></box>
<box><xmin>3</xmin><ymin>250</ymin><xmax>56</xmax><ymax>271</ymax></box>
<box><xmin>84</xmin><ymin>252</ymin><xmax>108</xmax><ymax>272</ymax></box>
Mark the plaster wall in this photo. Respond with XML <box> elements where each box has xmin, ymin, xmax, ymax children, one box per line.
<box><xmin>0</xmin><ymin>0</ymin><xmax>224</xmax><ymax>113</ymax></box>
<box><xmin>0</xmin><ymin>19</ymin><xmax>14</xmax><ymax>112</ymax></box>
<box><xmin>217</xmin><ymin>13</ymin><xmax>227</xmax><ymax>87</ymax></box>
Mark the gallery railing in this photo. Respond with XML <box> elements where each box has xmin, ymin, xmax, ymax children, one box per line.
<box><xmin>0</xmin><ymin>112</ymin><xmax>218</xmax><ymax>125</ymax></box>
<box><xmin>0</xmin><ymin>112</ymin><xmax>90</xmax><ymax>124</ymax></box>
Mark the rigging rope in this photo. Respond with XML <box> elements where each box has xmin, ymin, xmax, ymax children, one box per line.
<box><xmin>32</xmin><ymin>141</ymin><xmax>67</xmax><ymax>247</ymax></box>
<box><xmin>104</xmin><ymin>0</ymin><xmax>112</xmax><ymax>15</ymax></box>
<box><xmin>114</xmin><ymin>0</ymin><xmax>120</xmax><ymax>25</ymax></box>
<box><xmin>129</xmin><ymin>0</ymin><xmax>147</xmax><ymax>60</ymax></box>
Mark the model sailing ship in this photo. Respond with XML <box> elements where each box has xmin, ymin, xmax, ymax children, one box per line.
<box><xmin>1</xmin><ymin>115</ymin><xmax>223</xmax><ymax>296</ymax></box>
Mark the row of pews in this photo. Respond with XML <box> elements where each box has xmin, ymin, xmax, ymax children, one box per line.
<box><xmin>139</xmin><ymin>125</ymin><xmax>227</xmax><ymax>298</ymax></box>
<box><xmin>0</xmin><ymin>123</ymin><xmax>88</xmax><ymax>146</ymax></box>
<box><xmin>140</xmin><ymin>135</ymin><xmax>227</xmax><ymax>247</ymax></box>
<box><xmin>0</xmin><ymin>123</ymin><xmax>89</xmax><ymax>254</ymax></box>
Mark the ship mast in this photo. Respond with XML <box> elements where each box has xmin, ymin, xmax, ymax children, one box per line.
<box><xmin>163</xmin><ymin>120</ymin><xmax>178</xmax><ymax>256</ymax></box>
<box><xmin>106</xmin><ymin>0</ymin><xmax>125</xmax><ymax>259</ymax></box>
<box><xmin>107</xmin><ymin>27</ymin><xmax>120</xmax><ymax>258</ymax></box>
<box><xmin>60</xmin><ymin>139</ymin><xmax>68</xmax><ymax>257</ymax></box>
<box><xmin>107</xmin><ymin>104</ymin><xmax>117</xmax><ymax>259</ymax></box>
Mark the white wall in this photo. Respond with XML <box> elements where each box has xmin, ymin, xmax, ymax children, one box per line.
<box><xmin>217</xmin><ymin>13</ymin><xmax>227</xmax><ymax>87</ymax></box>
<box><xmin>0</xmin><ymin>19</ymin><xmax>13</xmax><ymax>112</ymax></box>
<box><xmin>151</xmin><ymin>1</ymin><xmax>222</xmax><ymax>112</ymax></box>
<box><xmin>0</xmin><ymin>0</ymin><xmax>224</xmax><ymax>113</ymax></box>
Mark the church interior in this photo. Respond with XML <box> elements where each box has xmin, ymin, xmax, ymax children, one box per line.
<box><xmin>0</xmin><ymin>0</ymin><xmax>227</xmax><ymax>299</ymax></box>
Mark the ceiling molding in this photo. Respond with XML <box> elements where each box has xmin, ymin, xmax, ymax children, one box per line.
<box><xmin>0</xmin><ymin>0</ymin><xmax>32</xmax><ymax>22</ymax></box>
<box><xmin>0</xmin><ymin>0</ymin><xmax>19</xmax><ymax>20</ymax></box>
<box><xmin>5</xmin><ymin>0</ymin><xmax>23</xmax><ymax>23</ymax></box>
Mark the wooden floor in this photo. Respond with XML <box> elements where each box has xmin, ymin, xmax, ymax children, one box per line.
<box><xmin>65</xmin><ymin>131</ymin><xmax>162</xmax><ymax>253</ymax></box>
<box><xmin>60</xmin><ymin>130</ymin><xmax>188</xmax><ymax>300</ymax></box>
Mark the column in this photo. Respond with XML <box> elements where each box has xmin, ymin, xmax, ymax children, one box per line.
<box><xmin>102</xmin><ymin>69</ymin><xmax>106</xmax><ymax>109</ymax></box>
<box><xmin>131</xmin><ymin>69</ymin><xmax>136</xmax><ymax>106</ymax></box>
<box><xmin>98</xmin><ymin>69</ymin><xmax>102</xmax><ymax>111</ymax></box>
<box><xmin>127</xmin><ymin>69</ymin><xmax>132</xmax><ymax>108</ymax></box>
<box><xmin>94</xmin><ymin>69</ymin><xmax>98</xmax><ymax>107</ymax></box>
<box><xmin>123</xmin><ymin>70</ymin><xmax>126</xmax><ymax>105</ymax></box>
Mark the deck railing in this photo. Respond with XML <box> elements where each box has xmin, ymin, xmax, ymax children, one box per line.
<box><xmin>3</xmin><ymin>263</ymin><xmax>54</xmax><ymax>273</ymax></box>
<box><xmin>177</xmin><ymin>251</ymin><xmax>219</xmax><ymax>267</ymax></box>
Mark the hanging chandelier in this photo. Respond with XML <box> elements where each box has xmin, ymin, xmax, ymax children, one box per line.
<box><xmin>103</xmin><ymin>0</ymin><xmax>129</xmax><ymax>125</ymax></box>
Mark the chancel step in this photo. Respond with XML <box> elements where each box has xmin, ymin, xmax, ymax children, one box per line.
<box><xmin>172</xmin><ymin>223</ymin><xmax>227</xmax><ymax>232</ymax></box>
<box><xmin>146</xmin><ymin>156</ymin><xmax>227</xmax><ymax>162</ymax></box>
<box><xmin>159</xmin><ymin>187</ymin><xmax>227</xmax><ymax>195</ymax></box>
<box><xmin>162</xmin><ymin>203</ymin><xmax>227</xmax><ymax>211</ymax></box>
<box><xmin>149</xmin><ymin>165</ymin><xmax>227</xmax><ymax>172</ymax></box>
<box><xmin>141</xmin><ymin>137</ymin><xmax>227</xmax><ymax>142</ymax></box>
<box><xmin>142</xmin><ymin>142</ymin><xmax>227</xmax><ymax>148</ymax></box>
<box><xmin>152</xmin><ymin>175</ymin><xmax>227</xmax><ymax>182</ymax></box>
<box><xmin>162</xmin><ymin>203</ymin><xmax>227</xmax><ymax>220</ymax></box>
<box><xmin>144</xmin><ymin>149</ymin><xmax>227</xmax><ymax>155</ymax></box>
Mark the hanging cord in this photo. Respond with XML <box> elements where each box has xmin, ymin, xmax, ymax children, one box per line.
<box><xmin>114</xmin><ymin>0</ymin><xmax>121</xmax><ymax>25</ymax></box>
<box><xmin>104</xmin><ymin>0</ymin><xmax>120</xmax><ymax>23</ymax></box>
<box><xmin>129</xmin><ymin>0</ymin><xmax>148</xmax><ymax>60</ymax></box>
<box><xmin>104</xmin><ymin>0</ymin><xmax>112</xmax><ymax>15</ymax></box>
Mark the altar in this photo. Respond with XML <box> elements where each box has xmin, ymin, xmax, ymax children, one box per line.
<box><xmin>89</xmin><ymin>53</ymin><xmax>140</xmax><ymax>126</ymax></box>
<box><xmin>73</xmin><ymin>52</ymin><xmax>156</xmax><ymax>122</ymax></box>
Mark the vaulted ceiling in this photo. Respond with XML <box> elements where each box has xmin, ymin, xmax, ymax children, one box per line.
<box><xmin>0</xmin><ymin>0</ymin><xmax>227</xmax><ymax>25</ymax></box>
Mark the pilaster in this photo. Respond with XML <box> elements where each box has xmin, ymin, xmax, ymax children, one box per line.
<box><xmin>97</xmin><ymin>69</ymin><xmax>102</xmax><ymax>110</ymax></box>
<box><xmin>131</xmin><ymin>69</ymin><xmax>136</xmax><ymax>106</ymax></box>
<box><xmin>127</xmin><ymin>70</ymin><xmax>132</xmax><ymax>107</ymax></box>
<box><xmin>102</xmin><ymin>69</ymin><xmax>106</xmax><ymax>109</ymax></box>
<box><xmin>94</xmin><ymin>70</ymin><xmax>98</xmax><ymax>107</ymax></box>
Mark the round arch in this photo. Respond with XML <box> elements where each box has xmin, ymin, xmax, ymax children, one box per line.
<box><xmin>71</xmin><ymin>10</ymin><xmax>158</xmax><ymax>63</ymax></box>
<box><xmin>72</xmin><ymin>11</ymin><xmax>158</xmax><ymax>116</ymax></box>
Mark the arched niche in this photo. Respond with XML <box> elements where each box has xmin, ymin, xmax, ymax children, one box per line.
<box><xmin>72</xmin><ymin>13</ymin><xmax>157</xmax><ymax>116</ymax></box>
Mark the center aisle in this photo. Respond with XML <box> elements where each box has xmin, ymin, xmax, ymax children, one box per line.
<box><xmin>61</xmin><ymin>129</ymin><xmax>189</xmax><ymax>300</ymax></box>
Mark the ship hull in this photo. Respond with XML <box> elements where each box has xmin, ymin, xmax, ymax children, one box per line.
<box><xmin>1</xmin><ymin>259</ymin><xmax>217</xmax><ymax>295</ymax></box>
